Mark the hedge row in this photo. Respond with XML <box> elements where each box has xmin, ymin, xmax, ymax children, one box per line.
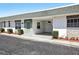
<box><xmin>0</xmin><ymin>28</ymin><xmax>24</xmax><ymax>35</ymax></box>
<box><xmin>0</xmin><ymin>28</ymin><xmax>59</xmax><ymax>38</ymax></box>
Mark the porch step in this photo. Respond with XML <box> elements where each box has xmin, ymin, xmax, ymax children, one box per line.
<box><xmin>23</xmin><ymin>34</ymin><xmax>52</xmax><ymax>39</ymax></box>
<box><xmin>32</xmin><ymin>35</ymin><xmax>52</xmax><ymax>39</ymax></box>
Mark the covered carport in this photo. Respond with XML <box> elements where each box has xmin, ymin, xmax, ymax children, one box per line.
<box><xmin>32</xmin><ymin>16</ymin><xmax>53</xmax><ymax>36</ymax></box>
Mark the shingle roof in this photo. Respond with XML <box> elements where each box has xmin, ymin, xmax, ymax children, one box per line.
<box><xmin>0</xmin><ymin>4</ymin><xmax>79</xmax><ymax>20</ymax></box>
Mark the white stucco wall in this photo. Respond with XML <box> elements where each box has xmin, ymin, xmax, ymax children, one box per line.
<box><xmin>53</xmin><ymin>16</ymin><xmax>67</xmax><ymax>38</ymax></box>
<box><xmin>43</xmin><ymin>21</ymin><xmax>52</xmax><ymax>32</ymax></box>
<box><xmin>67</xmin><ymin>28</ymin><xmax>79</xmax><ymax>38</ymax></box>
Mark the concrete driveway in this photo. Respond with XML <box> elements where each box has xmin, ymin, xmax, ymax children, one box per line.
<box><xmin>0</xmin><ymin>35</ymin><xmax>79</xmax><ymax>55</ymax></box>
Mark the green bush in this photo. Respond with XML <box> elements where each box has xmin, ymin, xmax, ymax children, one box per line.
<box><xmin>15</xmin><ymin>29</ymin><xmax>24</xmax><ymax>35</ymax></box>
<box><xmin>0</xmin><ymin>28</ymin><xmax>5</xmax><ymax>32</ymax></box>
<box><xmin>7</xmin><ymin>29</ymin><xmax>13</xmax><ymax>34</ymax></box>
<box><xmin>52</xmin><ymin>31</ymin><xmax>59</xmax><ymax>39</ymax></box>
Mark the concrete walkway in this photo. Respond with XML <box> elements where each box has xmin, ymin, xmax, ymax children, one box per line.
<box><xmin>0</xmin><ymin>33</ymin><xmax>79</xmax><ymax>48</ymax></box>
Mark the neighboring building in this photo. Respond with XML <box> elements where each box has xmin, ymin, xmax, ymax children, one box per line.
<box><xmin>0</xmin><ymin>4</ymin><xmax>79</xmax><ymax>38</ymax></box>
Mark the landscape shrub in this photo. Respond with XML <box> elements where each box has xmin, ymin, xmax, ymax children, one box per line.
<box><xmin>52</xmin><ymin>31</ymin><xmax>59</xmax><ymax>39</ymax></box>
<box><xmin>15</xmin><ymin>29</ymin><xmax>24</xmax><ymax>35</ymax></box>
<box><xmin>7</xmin><ymin>29</ymin><xmax>13</xmax><ymax>34</ymax></box>
<box><xmin>0</xmin><ymin>28</ymin><xmax>5</xmax><ymax>32</ymax></box>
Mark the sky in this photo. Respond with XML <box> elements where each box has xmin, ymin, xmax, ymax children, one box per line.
<box><xmin>0</xmin><ymin>3</ymin><xmax>73</xmax><ymax>17</ymax></box>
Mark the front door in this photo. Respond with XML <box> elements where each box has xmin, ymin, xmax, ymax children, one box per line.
<box><xmin>24</xmin><ymin>19</ymin><xmax>32</xmax><ymax>35</ymax></box>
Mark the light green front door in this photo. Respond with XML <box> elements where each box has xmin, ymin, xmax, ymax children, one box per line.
<box><xmin>24</xmin><ymin>19</ymin><xmax>32</xmax><ymax>34</ymax></box>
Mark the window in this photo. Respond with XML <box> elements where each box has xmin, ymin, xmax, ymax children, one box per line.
<box><xmin>0</xmin><ymin>22</ymin><xmax>3</xmax><ymax>28</ymax></box>
<box><xmin>15</xmin><ymin>20</ymin><xmax>21</xmax><ymax>29</ymax></box>
<box><xmin>0</xmin><ymin>22</ymin><xmax>1</xmax><ymax>28</ymax></box>
<box><xmin>67</xmin><ymin>19</ymin><xmax>79</xmax><ymax>27</ymax></box>
<box><xmin>37</xmin><ymin>22</ymin><xmax>40</xmax><ymax>29</ymax></box>
<box><xmin>71</xmin><ymin>19</ymin><xmax>73</xmax><ymax>23</ymax></box>
<box><xmin>24</xmin><ymin>19</ymin><xmax>32</xmax><ymax>29</ymax></box>
<box><xmin>74</xmin><ymin>19</ymin><xmax>77</xmax><ymax>23</ymax></box>
<box><xmin>8</xmin><ymin>21</ymin><xmax>10</xmax><ymax>27</ymax></box>
<box><xmin>67</xmin><ymin>20</ymin><xmax>70</xmax><ymax>23</ymax></box>
<box><xmin>67</xmin><ymin>15</ymin><xmax>79</xmax><ymax>27</ymax></box>
<box><xmin>4</xmin><ymin>21</ymin><xmax>6</xmax><ymax>27</ymax></box>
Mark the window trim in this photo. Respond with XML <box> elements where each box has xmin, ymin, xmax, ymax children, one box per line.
<box><xmin>15</xmin><ymin>20</ymin><xmax>21</xmax><ymax>29</ymax></box>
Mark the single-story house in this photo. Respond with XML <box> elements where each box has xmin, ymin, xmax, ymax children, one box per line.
<box><xmin>0</xmin><ymin>4</ymin><xmax>79</xmax><ymax>38</ymax></box>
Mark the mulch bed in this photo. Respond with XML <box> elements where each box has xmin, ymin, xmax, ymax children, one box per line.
<box><xmin>58</xmin><ymin>37</ymin><xmax>79</xmax><ymax>42</ymax></box>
